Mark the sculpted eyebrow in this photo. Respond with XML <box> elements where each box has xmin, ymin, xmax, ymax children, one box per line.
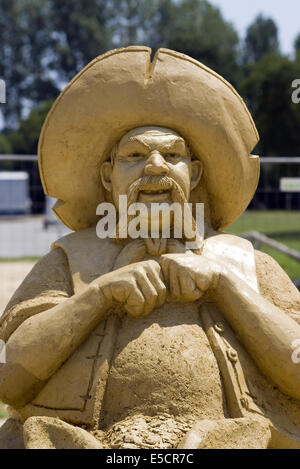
<box><xmin>119</xmin><ymin>139</ymin><xmax>150</xmax><ymax>154</ymax></box>
<box><xmin>161</xmin><ymin>140</ymin><xmax>186</xmax><ymax>152</ymax></box>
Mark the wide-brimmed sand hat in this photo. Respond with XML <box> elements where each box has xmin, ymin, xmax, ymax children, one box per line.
<box><xmin>38</xmin><ymin>46</ymin><xmax>259</xmax><ymax>232</ymax></box>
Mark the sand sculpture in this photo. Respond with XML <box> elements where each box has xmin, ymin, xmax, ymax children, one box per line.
<box><xmin>0</xmin><ymin>47</ymin><xmax>300</xmax><ymax>449</ymax></box>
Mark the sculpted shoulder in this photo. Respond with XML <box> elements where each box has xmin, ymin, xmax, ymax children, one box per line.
<box><xmin>255</xmin><ymin>249</ymin><xmax>300</xmax><ymax>321</ymax></box>
<box><xmin>0</xmin><ymin>247</ymin><xmax>73</xmax><ymax>342</ymax></box>
<box><xmin>53</xmin><ymin>228</ymin><xmax>123</xmax><ymax>291</ymax></box>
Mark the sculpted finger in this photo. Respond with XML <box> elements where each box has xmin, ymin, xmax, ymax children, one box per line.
<box><xmin>125</xmin><ymin>283</ymin><xmax>145</xmax><ymax>317</ymax></box>
<box><xmin>194</xmin><ymin>272</ymin><xmax>213</xmax><ymax>293</ymax></box>
<box><xmin>158</xmin><ymin>256</ymin><xmax>170</xmax><ymax>282</ymax></box>
<box><xmin>146</xmin><ymin>269</ymin><xmax>167</xmax><ymax>308</ymax></box>
<box><xmin>135</xmin><ymin>271</ymin><xmax>158</xmax><ymax>316</ymax></box>
<box><xmin>108</xmin><ymin>281</ymin><xmax>128</xmax><ymax>304</ymax></box>
<box><xmin>125</xmin><ymin>303</ymin><xmax>144</xmax><ymax>317</ymax></box>
<box><xmin>169</xmin><ymin>263</ymin><xmax>181</xmax><ymax>300</ymax></box>
<box><xmin>179</xmin><ymin>274</ymin><xmax>202</xmax><ymax>301</ymax></box>
<box><xmin>145</xmin><ymin>259</ymin><xmax>161</xmax><ymax>273</ymax></box>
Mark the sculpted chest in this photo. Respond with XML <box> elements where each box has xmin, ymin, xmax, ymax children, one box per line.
<box><xmin>19</xmin><ymin>303</ymin><xmax>225</xmax><ymax>428</ymax></box>
<box><xmin>100</xmin><ymin>303</ymin><xmax>225</xmax><ymax>427</ymax></box>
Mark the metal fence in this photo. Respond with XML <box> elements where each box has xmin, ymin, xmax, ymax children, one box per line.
<box><xmin>0</xmin><ymin>155</ymin><xmax>70</xmax><ymax>261</ymax></box>
<box><xmin>0</xmin><ymin>154</ymin><xmax>44</xmax><ymax>214</ymax></box>
<box><xmin>0</xmin><ymin>154</ymin><xmax>299</xmax><ymax>251</ymax></box>
<box><xmin>1</xmin><ymin>154</ymin><xmax>300</xmax><ymax>215</ymax></box>
<box><xmin>251</xmin><ymin>157</ymin><xmax>300</xmax><ymax>211</ymax></box>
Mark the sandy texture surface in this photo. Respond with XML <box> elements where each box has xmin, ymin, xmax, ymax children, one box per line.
<box><xmin>0</xmin><ymin>262</ymin><xmax>35</xmax><ymax>316</ymax></box>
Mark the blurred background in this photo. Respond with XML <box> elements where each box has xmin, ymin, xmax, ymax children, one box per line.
<box><xmin>0</xmin><ymin>0</ymin><xmax>300</xmax><ymax>339</ymax></box>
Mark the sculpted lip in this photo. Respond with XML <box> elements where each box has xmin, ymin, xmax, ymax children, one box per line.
<box><xmin>138</xmin><ymin>189</ymin><xmax>170</xmax><ymax>201</ymax></box>
<box><xmin>139</xmin><ymin>182</ymin><xmax>172</xmax><ymax>191</ymax></box>
<box><xmin>140</xmin><ymin>189</ymin><xmax>169</xmax><ymax>194</ymax></box>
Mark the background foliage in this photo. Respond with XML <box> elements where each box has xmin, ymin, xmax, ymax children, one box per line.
<box><xmin>1</xmin><ymin>0</ymin><xmax>300</xmax><ymax>179</ymax></box>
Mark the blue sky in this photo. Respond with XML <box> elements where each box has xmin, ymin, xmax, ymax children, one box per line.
<box><xmin>209</xmin><ymin>0</ymin><xmax>300</xmax><ymax>55</ymax></box>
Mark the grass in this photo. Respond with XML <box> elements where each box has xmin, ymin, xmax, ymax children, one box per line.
<box><xmin>227</xmin><ymin>211</ymin><xmax>300</xmax><ymax>281</ymax></box>
<box><xmin>0</xmin><ymin>402</ymin><xmax>7</xmax><ymax>419</ymax></box>
<box><xmin>0</xmin><ymin>257</ymin><xmax>40</xmax><ymax>263</ymax></box>
<box><xmin>227</xmin><ymin>211</ymin><xmax>300</xmax><ymax>236</ymax></box>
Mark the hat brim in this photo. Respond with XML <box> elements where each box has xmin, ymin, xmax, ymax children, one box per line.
<box><xmin>38</xmin><ymin>46</ymin><xmax>260</xmax><ymax>232</ymax></box>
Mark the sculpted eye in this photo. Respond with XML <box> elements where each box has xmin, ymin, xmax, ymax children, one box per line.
<box><xmin>128</xmin><ymin>153</ymin><xmax>143</xmax><ymax>158</ymax></box>
<box><xmin>165</xmin><ymin>153</ymin><xmax>180</xmax><ymax>160</ymax></box>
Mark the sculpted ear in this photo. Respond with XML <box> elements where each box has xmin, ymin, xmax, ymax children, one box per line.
<box><xmin>190</xmin><ymin>160</ymin><xmax>203</xmax><ymax>191</ymax></box>
<box><xmin>100</xmin><ymin>161</ymin><xmax>113</xmax><ymax>192</ymax></box>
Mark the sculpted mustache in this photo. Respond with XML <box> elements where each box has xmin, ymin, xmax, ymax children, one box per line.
<box><xmin>128</xmin><ymin>175</ymin><xmax>173</xmax><ymax>194</ymax></box>
<box><xmin>127</xmin><ymin>176</ymin><xmax>186</xmax><ymax>206</ymax></box>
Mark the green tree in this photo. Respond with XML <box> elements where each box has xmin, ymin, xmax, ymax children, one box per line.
<box><xmin>243</xmin><ymin>14</ymin><xmax>279</xmax><ymax>65</ymax></box>
<box><xmin>295</xmin><ymin>33</ymin><xmax>300</xmax><ymax>53</ymax></box>
<box><xmin>143</xmin><ymin>0</ymin><xmax>176</xmax><ymax>50</ymax></box>
<box><xmin>48</xmin><ymin>0</ymin><xmax>113</xmax><ymax>82</ymax></box>
<box><xmin>0</xmin><ymin>135</ymin><xmax>13</xmax><ymax>170</ymax></box>
<box><xmin>294</xmin><ymin>33</ymin><xmax>300</xmax><ymax>63</ymax></box>
<box><xmin>0</xmin><ymin>0</ymin><xmax>58</xmax><ymax>127</ymax></box>
<box><xmin>7</xmin><ymin>100</ymin><xmax>54</xmax><ymax>155</ymax></box>
<box><xmin>241</xmin><ymin>53</ymin><xmax>300</xmax><ymax>156</ymax></box>
<box><xmin>0</xmin><ymin>0</ymin><xmax>113</xmax><ymax>126</ymax></box>
<box><xmin>0</xmin><ymin>135</ymin><xmax>12</xmax><ymax>154</ymax></box>
<box><xmin>155</xmin><ymin>0</ymin><xmax>240</xmax><ymax>85</ymax></box>
<box><xmin>110</xmin><ymin>0</ymin><xmax>155</xmax><ymax>45</ymax></box>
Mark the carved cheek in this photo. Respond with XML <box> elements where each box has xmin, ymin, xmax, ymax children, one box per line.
<box><xmin>172</xmin><ymin>166</ymin><xmax>191</xmax><ymax>196</ymax></box>
<box><xmin>112</xmin><ymin>164</ymin><xmax>135</xmax><ymax>194</ymax></box>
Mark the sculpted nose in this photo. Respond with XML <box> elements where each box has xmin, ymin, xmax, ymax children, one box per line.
<box><xmin>144</xmin><ymin>152</ymin><xmax>169</xmax><ymax>176</ymax></box>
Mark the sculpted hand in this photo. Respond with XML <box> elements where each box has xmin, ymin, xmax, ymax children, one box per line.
<box><xmin>159</xmin><ymin>254</ymin><xmax>222</xmax><ymax>303</ymax></box>
<box><xmin>97</xmin><ymin>260</ymin><xmax>166</xmax><ymax>318</ymax></box>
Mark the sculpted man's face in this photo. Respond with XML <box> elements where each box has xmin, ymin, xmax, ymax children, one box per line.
<box><xmin>101</xmin><ymin>126</ymin><xmax>202</xmax><ymax>212</ymax></box>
